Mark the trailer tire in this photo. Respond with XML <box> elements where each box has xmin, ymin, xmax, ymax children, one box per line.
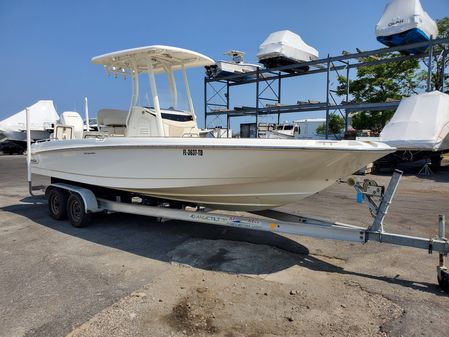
<box><xmin>47</xmin><ymin>187</ymin><xmax>68</xmax><ymax>220</ymax></box>
<box><xmin>67</xmin><ymin>193</ymin><xmax>91</xmax><ymax>228</ymax></box>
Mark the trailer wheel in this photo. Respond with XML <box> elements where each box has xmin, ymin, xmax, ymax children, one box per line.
<box><xmin>67</xmin><ymin>193</ymin><xmax>91</xmax><ymax>228</ymax></box>
<box><xmin>47</xmin><ymin>187</ymin><xmax>68</xmax><ymax>220</ymax></box>
<box><xmin>437</xmin><ymin>266</ymin><xmax>449</xmax><ymax>292</ymax></box>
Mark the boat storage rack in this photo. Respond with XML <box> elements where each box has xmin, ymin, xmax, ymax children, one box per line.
<box><xmin>204</xmin><ymin>37</ymin><xmax>449</xmax><ymax>139</ymax></box>
<box><xmin>34</xmin><ymin>169</ymin><xmax>449</xmax><ymax>291</ymax></box>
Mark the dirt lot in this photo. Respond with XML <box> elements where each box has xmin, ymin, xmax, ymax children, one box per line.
<box><xmin>1</xmin><ymin>155</ymin><xmax>449</xmax><ymax>337</ymax></box>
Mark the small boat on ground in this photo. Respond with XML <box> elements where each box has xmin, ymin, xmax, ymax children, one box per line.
<box><xmin>257</xmin><ymin>30</ymin><xmax>319</xmax><ymax>73</ymax></box>
<box><xmin>0</xmin><ymin>100</ymin><xmax>59</xmax><ymax>149</ymax></box>
<box><xmin>380</xmin><ymin>91</ymin><xmax>449</xmax><ymax>167</ymax></box>
<box><xmin>375</xmin><ymin>0</ymin><xmax>438</xmax><ymax>54</ymax></box>
<box><xmin>381</xmin><ymin>91</ymin><xmax>449</xmax><ymax>152</ymax></box>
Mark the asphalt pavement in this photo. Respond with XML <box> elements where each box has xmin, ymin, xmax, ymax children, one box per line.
<box><xmin>1</xmin><ymin>155</ymin><xmax>449</xmax><ymax>337</ymax></box>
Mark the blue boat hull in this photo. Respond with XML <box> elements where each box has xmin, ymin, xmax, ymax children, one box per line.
<box><xmin>377</xmin><ymin>28</ymin><xmax>431</xmax><ymax>54</ymax></box>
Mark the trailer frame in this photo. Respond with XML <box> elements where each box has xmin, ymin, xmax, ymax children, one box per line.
<box><xmin>39</xmin><ymin>170</ymin><xmax>449</xmax><ymax>291</ymax></box>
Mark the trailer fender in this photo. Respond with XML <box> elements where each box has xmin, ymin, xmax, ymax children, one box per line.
<box><xmin>47</xmin><ymin>183</ymin><xmax>102</xmax><ymax>213</ymax></box>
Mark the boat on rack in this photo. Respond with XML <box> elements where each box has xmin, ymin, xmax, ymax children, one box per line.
<box><xmin>31</xmin><ymin>45</ymin><xmax>393</xmax><ymax>211</ymax></box>
<box><xmin>205</xmin><ymin>50</ymin><xmax>260</xmax><ymax>81</ymax></box>
<box><xmin>375</xmin><ymin>0</ymin><xmax>438</xmax><ymax>54</ymax></box>
<box><xmin>257</xmin><ymin>30</ymin><xmax>319</xmax><ymax>73</ymax></box>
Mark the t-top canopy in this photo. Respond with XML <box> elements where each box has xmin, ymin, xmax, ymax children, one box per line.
<box><xmin>91</xmin><ymin>45</ymin><xmax>214</xmax><ymax>74</ymax></box>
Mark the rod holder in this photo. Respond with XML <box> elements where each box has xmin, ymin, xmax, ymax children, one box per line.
<box><xmin>84</xmin><ymin>97</ymin><xmax>90</xmax><ymax>132</ymax></box>
<box><xmin>439</xmin><ymin>215</ymin><xmax>446</xmax><ymax>240</ymax></box>
<box><xmin>26</xmin><ymin>107</ymin><xmax>35</xmax><ymax>196</ymax></box>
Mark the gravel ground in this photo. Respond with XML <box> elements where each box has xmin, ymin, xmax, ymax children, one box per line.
<box><xmin>68</xmin><ymin>265</ymin><xmax>402</xmax><ymax>337</ymax></box>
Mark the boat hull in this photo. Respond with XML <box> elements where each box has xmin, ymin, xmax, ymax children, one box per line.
<box><xmin>31</xmin><ymin>138</ymin><xmax>393</xmax><ymax>211</ymax></box>
<box><xmin>377</xmin><ymin>28</ymin><xmax>431</xmax><ymax>54</ymax></box>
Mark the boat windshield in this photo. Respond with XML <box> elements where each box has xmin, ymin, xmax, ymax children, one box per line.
<box><xmin>284</xmin><ymin>125</ymin><xmax>294</xmax><ymax>130</ymax></box>
<box><xmin>161</xmin><ymin>113</ymin><xmax>193</xmax><ymax>122</ymax></box>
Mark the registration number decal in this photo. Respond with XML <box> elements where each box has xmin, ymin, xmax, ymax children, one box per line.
<box><xmin>183</xmin><ymin>149</ymin><xmax>203</xmax><ymax>156</ymax></box>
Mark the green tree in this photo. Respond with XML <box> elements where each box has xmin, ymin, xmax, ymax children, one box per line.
<box><xmin>336</xmin><ymin>54</ymin><xmax>419</xmax><ymax>131</ymax></box>
<box><xmin>349</xmin><ymin>110</ymin><xmax>393</xmax><ymax>131</ymax></box>
<box><xmin>316</xmin><ymin>114</ymin><xmax>345</xmax><ymax>136</ymax></box>
<box><xmin>418</xmin><ymin>18</ymin><xmax>449</xmax><ymax>91</ymax></box>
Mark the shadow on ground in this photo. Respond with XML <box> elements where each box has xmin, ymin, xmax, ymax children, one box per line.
<box><xmin>375</xmin><ymin>163</ymin><xmax>449</xmax><ymax>183</ymax></box>
<box><xmin>2</xmin><ymin>196</ymin><xmax>447</xmax><ymax>296</ymax></box>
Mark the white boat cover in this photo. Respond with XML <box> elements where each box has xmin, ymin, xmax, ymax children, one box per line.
<box><xmin>257</xmin><ymin>30</ymin><xmax>319</xmax><ymax>62</ymax></box>
<box><xmin>380</xmin><ymin>91</ymin><xmax>449</xmax><ymax>151</ymax></box>
<box><xmin>375</xmin><ymin>0</ymin><xmax>438</xmax><ymax>38</ymax></box>
<box><xmin>0</xmin><ymin>100</ymin><xmax>59</xmax><ymax>132</ymax></box>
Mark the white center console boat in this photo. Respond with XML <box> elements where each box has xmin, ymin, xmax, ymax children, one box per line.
<box><xmin>31</xmin><ymin>45</ymin><xmax>394</xmax><ymax>211</ymax></box>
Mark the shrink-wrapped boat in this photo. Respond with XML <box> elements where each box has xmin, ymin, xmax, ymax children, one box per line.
<box><xmin>257</xmin><ymin>30</ymin><xmax>319</xmax><ymax>72</ymax></box>
<box><xmin>376</xmin><ymin>0</ymin><xmax>438</xmax><ymax>54</ymax></box>
<box><xmin>380</xmin><ymin>91</ymin><xmax>449</xmax><ymax>151</ymax></box>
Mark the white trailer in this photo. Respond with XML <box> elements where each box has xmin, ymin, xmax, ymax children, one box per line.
<box><xmin>33</xmin><ymin>170</ymin><xmax>449</xmax><ymax>291</ymax></box>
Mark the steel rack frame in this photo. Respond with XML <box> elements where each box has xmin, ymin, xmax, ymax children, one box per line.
<box><xmin>204</xmin><ymin>37</ymin><xmax>449</xmax><ymax>138</ymax></box>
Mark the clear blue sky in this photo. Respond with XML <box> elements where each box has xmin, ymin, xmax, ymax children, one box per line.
<box><xmin>0</xmin><ymin>0</ymin><xmax>448</xmax><ymax>128</ymax></box>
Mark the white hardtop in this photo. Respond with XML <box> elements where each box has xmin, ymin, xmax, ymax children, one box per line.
<box><xmin>91</xmin><ymin>45</ymin><xmax>214</xmax><ymax>74</ymax></box>
<box><xmin>0</xmin><ymin>100</ymin><xmax>59</xmax><ymax>131</ymax></box>
<box><xmin>380</xmin><ymin>91</ymin><xmax>449</xmax><ymax>151</ymax></box>
<box><xmin>91</xmin><ymin>45</ymin><xmax>214</xmax><ymax>138</ymax></box>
